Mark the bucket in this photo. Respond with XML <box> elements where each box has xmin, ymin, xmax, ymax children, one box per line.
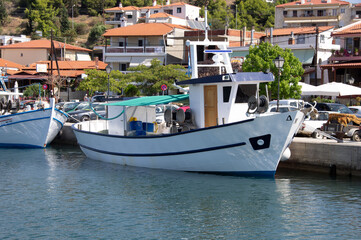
<box><xmin>135</xmin><ymin>130</ymin><xmax>146</xmax><ymax>136</ymax></box>
<box><xmin>129</xmin><ymin>121</ymin><xmax>142</xmax><ymax>131</ymax></box>
<box><xmin>142</xmin><ymin>122</ymin><xmax>154</xmax><ymax>132</ymax></box>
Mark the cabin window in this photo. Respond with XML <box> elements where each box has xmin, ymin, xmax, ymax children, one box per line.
<box><xmin>223</xmin><ymin>86</ymin><xmax>232</xmax><ymax>102</ymax></box>
<box><xmin>235</xmin><ymin>84</ymin><xmax>257</xmax><ymax>103</ymax></box>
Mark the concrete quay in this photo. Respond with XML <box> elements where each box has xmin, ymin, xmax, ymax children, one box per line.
<box><xmin>279</xmin><ymin>137</ymin><xmax>361</xmax><ymax>177</ymax></box>
<box><xmin>53</xmin><ymin>123</ymin><xmax>361</xmax><ymax>177</ymax></box>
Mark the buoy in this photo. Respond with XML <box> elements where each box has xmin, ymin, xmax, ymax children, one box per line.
<box><xmin>280</xmin><ymin>147</ymin><xmax>291</xmax><ymax>161</ymax></box>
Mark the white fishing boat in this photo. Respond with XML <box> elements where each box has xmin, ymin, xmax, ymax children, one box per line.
<box><xmin>0</xmin><ymin>82</ymin><xmax>68</xmax><ymax>148</ymax></box>
<box><xmin>72</xmin><ymin>27</ymin><xmax>305</xmax><ymax>177</ymax></box>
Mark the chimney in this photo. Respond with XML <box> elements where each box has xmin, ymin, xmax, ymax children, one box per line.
<box><xmin>95</xmin><ymin>57</ymin><xmax>99</xmax><ymax>69</ymax></box>
<box><xmin>288</xmin><ymin>31</ymin><xmax>295</xmax><ymax>45</ymax></box>
<box><xmin>166</xmin><ymin>0</ymin><xmax>170</xmax><ymax>5</ymax></box>
<box><xmin>270</xmin><ymin>27</ymin><xmax>273</xmax><ymax>45</ymax></box>
<box><xmin>243</xmin><ymin>26</ymin><xmax>246</xmax><ymax>46</ymax></box>
<box><xmin>327</xmin><ymin>0</ymin><xmax>331</xmax><ymax>3</ymax></box>
<box><xmin>153</xmin><ymin>0</ymin><xmax>157</xmax><ymax>6</ymax></box>
<box><xmin>301</xmin><ymin>0</ymin><xmax>305</xmax><ymax>4</ymax></box>
<box><xmin>119</xmin><ymin>2</ymin><xmax>123</xmax><ymax>7</ymax></box>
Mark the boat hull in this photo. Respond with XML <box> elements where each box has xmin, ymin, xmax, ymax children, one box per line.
<box><xmin>0</xmin><ymin>107</ymin><xmax>68</xmax><ymax>148</ymax></box>
<box><xmin>73</xmin><ymin>111</ymin><xmax>303</xmax><ymax>176</ymax></box>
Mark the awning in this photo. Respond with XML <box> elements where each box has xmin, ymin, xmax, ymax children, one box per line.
<box><xmin>76</xmin><ymin>52</ymin><xmax>91</xmax><ymax>61</ymax></box>
<box><xmin>292</xmin><ymin>49</ymin><xmax>314</xmax><ymax>65</ymax></box>
<box><xmin>107</xmin><ymin>95</ymin><xmax>189</xmax><ymax>106</ymax></box>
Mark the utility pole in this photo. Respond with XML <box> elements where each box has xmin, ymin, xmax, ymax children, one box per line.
<box><xmin>315</xmin><ymin>26</ymin><xmax>319</xmax><ymax>86</ymax></box>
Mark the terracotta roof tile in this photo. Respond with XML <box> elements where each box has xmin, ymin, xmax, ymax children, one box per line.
<box><xmin>23</xmin><ymin>61</ymin><xmax>107</xmax><ymax>70</ymax></box>
<box><xmin>321</xmin><ymin>62</ymin><xmax>361</xmax><ymax>68</ymax></box>
<box><xmin>0</xmin><ymin>39</ymin><xmax>91</xmax><ymax>52</ymax></box>
<box><xmin>277</xmin><ymin>0</ymin><xmax>349</xmax><ymax>8</ymax></box>
<box><xmin>105</xmin><ymin>6</ymin><xmax>140</xmax><ymax>11</ymax></box>
<box><xmin>332</xmin><ymin>22</ymin><xmax>361</xmax><ymax>36</ymax></box>
<box><xmin>0</xmin><ymin>58</ymin><xmax>23</xmax><ymax>69</ymax></box>
<box><xmin>271</xmin><ymin>26</ymin><xmax>334</xmax><ymax>36</ymax></box>
<box><xmin>103</xmin><ymin>23</ymin><xmax>193</xmax><ymax>37</ymax></box>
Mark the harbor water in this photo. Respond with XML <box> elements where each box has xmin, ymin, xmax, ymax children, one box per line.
<box><xmin>1</xmin><ymin>146</ymin><xmax>361</xmax><ymax>239</ymax></box>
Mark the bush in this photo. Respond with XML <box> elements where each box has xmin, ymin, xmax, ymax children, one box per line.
<box><xmin>75</xmin><ymin>22</ymin><xmax>88</xmax><ymax>35</ymax></box>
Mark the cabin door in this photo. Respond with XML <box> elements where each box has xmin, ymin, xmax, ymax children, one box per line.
<box><xmin>204</xmin><ymin>85</ymin><xmax>218</xmax><ymax>127</ymax></box>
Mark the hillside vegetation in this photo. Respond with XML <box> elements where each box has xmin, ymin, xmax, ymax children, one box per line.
<box><xmin>0</xmin><ymin>0</ymin><xmax>291</xmax><ymax>49</ymax></box>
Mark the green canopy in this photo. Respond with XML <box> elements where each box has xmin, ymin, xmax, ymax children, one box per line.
<box><xmin>107</xmin><ymin>95</ymin><xmax>189</xmax><ymax>106</ymax></box>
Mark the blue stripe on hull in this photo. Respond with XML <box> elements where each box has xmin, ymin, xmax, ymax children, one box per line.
<box><xmin>0</xmin><ymin>143</ymin><xmax>44</xmax><ymax>148</ymax></box>
<box><xmin>79</xmin><ymin>141</ymin><xmax>246</xmax><ymax>157</ymax></box>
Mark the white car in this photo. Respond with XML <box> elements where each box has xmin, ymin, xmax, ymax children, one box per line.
<box><xmin>349</xmin><ymin>106</ymin><xmax>361</xmax><ymax>116</ymax></box>
<box><xmin>298</xmin><ymin>111</ymin><xmax>329</xmax><ymax>138</ymax></box>
<box><xmin>266</xmin><ymin>104</ymin><xmax>298</xmax><ymax>113</ymax></box>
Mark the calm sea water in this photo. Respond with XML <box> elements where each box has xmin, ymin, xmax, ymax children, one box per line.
<box><xmin>1</xmin><ymin>146</ymin><xmax>361</xmax><ymax>239</ymax></box>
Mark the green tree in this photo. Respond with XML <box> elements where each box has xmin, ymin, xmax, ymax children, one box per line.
<box><xmin>86</xmin><ymin>23</ymin><xmax>106</xmax><ymax>48</ymax></box>
<box><xmin>0</xmin><ymin>0</ymin><xmax>8</xmax><ymax>25</ymax></box>
<box><xmin>24</xmin><ymin>84</ymin><xmax>44</xmax><ymax>98</ymax></box>
<box><xmin>25</xmin><ymin>0</ymin><xmax>60</xmax><ymax>37</ymax></box>
<box><xmin>124</xmin><ymin>84</ymin><xmax>140</xmax><ymax>97</ymax></box>
<box><xmin>124</xmin><ymin>59</ymin><xmax>189</xmax><ymax>96</ymax></box>
<box><xmin>242</xmin><ymin>42</ymin><xmax>304</xmax><ymax>100</ymax></box>
<box><xmin>77</xmin><ymin>69</ymin><xmax>128</xmax><ymax>96</ymax></box>
<box><xmin>60</xmin><ymin>5</ymin><xmax>70</xmax><ymax>32</ymax></box>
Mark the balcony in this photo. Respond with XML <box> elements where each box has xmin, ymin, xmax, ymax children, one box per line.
<box><xmin>284</xmin><ymin>15</ymin><xmax>340</xmax><ymax>24</ymax></box>
<box><xmin>105</xmin><ymin>46</ymin><xmax>165</xmax><ymax>54</ymax></box>
<box><xmin>330</xmin><ymin>49</ymin><xmax>361</xmax><ymax>62</ymax></box>
<box><xmin>105</xmin><ymin>17</ymin><xmax>123</xmax><ymax>25</ymax></box>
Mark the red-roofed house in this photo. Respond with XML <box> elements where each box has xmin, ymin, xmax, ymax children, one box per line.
<box><xmin>103</xmin><ymin>23</ymin><xmax>194</xmax><ymax>71</ymax></box>
<box><xmin>8</xmin><ymin>59</ymin><xmax>107</xmax><ymax>100</ymax></box>
<box><xmin>0</xmin><ymin>39</ymin><xmax>91</xmax><ymax>66</ymax></box>
<box><xmin>321</xmin><ymin>21</ymin><xmax>361</xmax><ymax>86</ymax></box>
<box><xmin>275</xmin><ymin>0</ymin><xmax>352</xmax><ymax>29</ymax></box>
<box><xmin>104</xmin><ymin>1</ymin><xmax>202</xmax><ymax>29</ymax></box>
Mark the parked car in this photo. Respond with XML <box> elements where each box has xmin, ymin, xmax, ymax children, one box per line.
<box><xmin>298</xmin><ymin>111</ymin><xmax>329</xmax><ymax>138</ymax></box>
<box><xmin>266</xmin><ymin>104</ymin><xmax>298</xmax><ymax>113</ymax></box>
<box><xmin>314</xmin><ymin>102</ymin><xmax>355</xmax><ymax>115</ymax></box>
<box><xmin>63</xmin><ymin>101</ymin><xmax>81</xmax><ymax>113</ymax></box>
<box><xmin>55</xmin><ymin>102</ymin><xmax>65</xmax><ymax>110</ymax></box>
<box><xmin>67</xmin><ymin>103</ymin><xmax>106</xmax><ymax>122</ymax></box>
<box><xmin>269</xmin><ymin>99</ymin><xmax>305</xmax><ymax>109</ymax></box>
<box><xmin>349</xmin><ymin>106</ymin><xmax>361</xmax><ymax>116</ymax></box>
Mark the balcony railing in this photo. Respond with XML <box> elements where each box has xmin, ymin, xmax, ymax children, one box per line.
<box><xmin>105</xmin><ymin>46</ymin><xmax>165</xmax><ymax>54</ymax></box>
<box><xmin>330</xmin><ymin>49</ymin><xmax>361</xmax><ymax>61</ymax></box>
<box><xmin>284</xmin><ymin>15</ymin><xmax>339</xmax><ymax>23</ymax></box>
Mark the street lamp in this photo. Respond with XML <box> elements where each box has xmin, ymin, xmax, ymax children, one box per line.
<box><xmin>273</xmin><ymin>55</ymin><xmax>284</xmax><ymax>112</ymax></box>
<box><xmin>67</xmin><ymin>78</ymin><xmax>71</xmax><ymax>101</ymax></box>
<box><xmin>105</xmin><ymin>64</ymin><xmax>112</xmax><ymax>98</ymax></box>
<box><xmin>72</xmin><ymin>4</ymin><xmax>75</xmax><ymax>29</ymax></box>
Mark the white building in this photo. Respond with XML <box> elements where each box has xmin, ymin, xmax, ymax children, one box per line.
<box><xmin>230</xmin><ymin>26</ymin><xmax>339</xmax><ymax>85</ymax></box>
<box><xmin>104</xmin><ymin>1</ymin><xmax>203</xmax><ymax>29</ymax></box>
